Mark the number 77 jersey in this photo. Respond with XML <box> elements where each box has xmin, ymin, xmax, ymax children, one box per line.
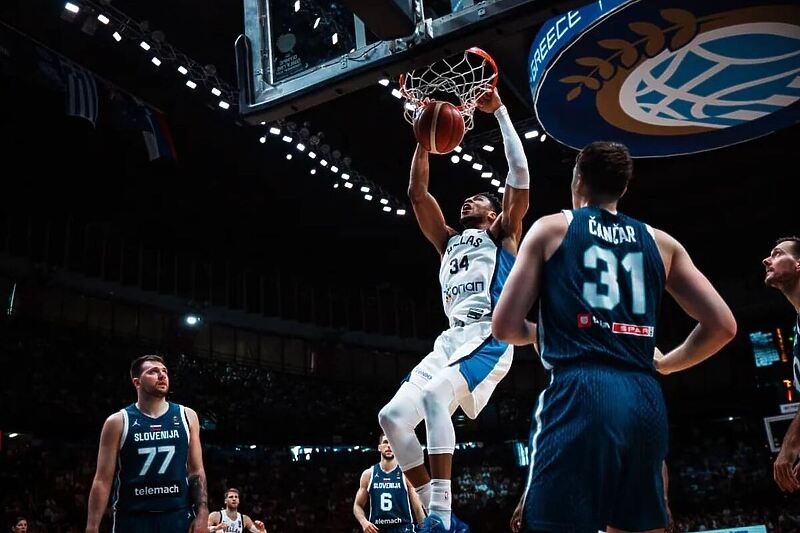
<box><xmin>113</xmin><ymin>402</ymin><xmax>192</xmax><ymax>513</ymax></box>
<box><xmin>538</xmin><ymin>207</ymin><xmax>665</xmax><ymax>371</ymax></box>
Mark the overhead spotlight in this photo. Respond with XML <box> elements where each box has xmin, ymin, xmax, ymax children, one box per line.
<box><xmin>112</xmin><ymin>31</ymin><xmax>122</xmax><ymax>42</ymax></box>
<box><xmin>380</xmin><ymin>198</ymin><xmax>389</xmax><ymax>205</ymax></box>
<box><xmin>391</xmin><ymin>88</ymin><xmax>403</xmax><ymax>99</ymax></box>
<box><xmin>330</xmin><ymin>165</ymin><xmax>338</xmax><ymax>173</ymax></box>
<box><xmin>462</xmin><ymin>153</ymin><xmax>473</xmax><ymax>162</ymax></box>
<box><xmin>482</xmin><ymin>145</ymin><xmax>494</xmax><ymax>152</ymax></box>
<box><xmin>64</xmin><ymin>2</ymin><xmax>80</xmax><ymax>13</ymax></box>
<box><xmin>260</xmin><ymin>121</ymin><xmax>266</xmax><ymax>125</ymax></box>
<box><xmin>313</xmin><ymin>17</ymin><xmax>321</xmax><ymax>29</ymax></box>
<box><xmin>450</xmin><ymin>155</ymin><xmax>460</xmax><ymax>164</ymax></box>
<box><xmin>286</xmin><ymin>153</ymin><xmax>292</xmax><ymax>160</ymax></box>
<box><xmin>397</xmin><ymin>209</ymin><xmax>407</xmax><ymax>215</ymax></box>
<box><xmin>378</xmin><ymin>78</ymin><xmax>390</xmax><ymax>86</ymax></box>
<box><xmin>211</xmin><ymin>87</ymin><xmax>222</xmax><ymax>97</ymax></box>
<box><xmin>344</xmin><ymin>182</ymin><xmax>354</xmax><ymax>189</ymax></box>
<box><xmin>498</xmin><ymin>186</ymin><xmax>506</xmax><ymax>194</ymax></box>
<box><xmin>524</xmin><ymin>130</ymin><xmax>539</xmax><ymax>139</ymax></box>
<box><xmin>332</xmin><ymin>33</ymin><xmax>338</xmax><ymax>45</ymax></box>
<box><xmin>320</xmin><ymin>159</ymin><xmax>328</xmax><ymax>167</ymax></box>
<box><xmin>151</xmin><ymin>57</ymin><xmax>161</xmax><ymax>66</ymax></box>
<box><xmin>184</xmin><ymin>314</ymin><xmax>201</xmax><ymax>327</ymax></box>
<box><xmin>308</xmin><ymin>151</ymin><xmax>317</xmax><ymax>159</ymax></box>
<box><xmin>8</xmin><ymin>432</ymin><xmax>19</xmax><ymax>438</ymax></box>
<box><xmin>185</xmin><ymin>80</ymin><xmax>197</xmax><ymax>89</ymax></box>
<box><xmin>177</xmin><ymin>65</ymin><xmax>189</xmax><ymax>75</ymax></box>
<box><xmin>218</xmin><ymin>101</ymin><xmax>230</xmax><ymax>110</ymax></box>
<box><xmin>269</xmin><ymin>126</ymin><xmax>281</xmax><ymax>135</ymax></box>
<box><xmin>454</xmin><ymin>146</ymin><xmax>462</xmax><ymax>153</ymax></box>
<box><xmin>341</xmin><ymin>173</ymin><xmax>350</xmax><ymax>180</ymax></box>
<box><xmin>490</xmin><ymin>179</ymin><xmax>501</xmax><ymax>186</ymax></box>
<box><xmin>310</xmin><ymin>168</ymin><xmax>317</xmax><ymax>175</ymax></box>
<box><xmin>97</xmin><ymin>14</ymin><xmax>110</xmax><ymax>24</ymax></box>
<box><xmin>360</xmin><ymin>186</ymin><xmax>370</xmax><ymax>193</ymax></box>
<box><xmin>281</xmin><ymin>135</ymin><xmax>292</xmax><ymax>142</ymax></box>
<box><xmin>140</xmin><ymin>41</ymin><xmax>151</xmax><ymax>51</ymax></box>
<box><xmin>296</xmin><ymin>143</ymin><xmax>306</xmax><ymax>151</ymax></box>
<box><xmin>364</xmin><ymin>194</ymin><xmax>373</xmax><ymax>201</ymax></box>
<box><xmin>404</xmin><ymin>102</ymin><xmax>416</xmax><ymax>112</ymax></box>
<box><xmin>333</xmin><ymin>182</ymin><xmax>339</xmax><ymax>188</ymax></box>
<box><xmin>481</xmin><ymin>172</ymin><xmax>492</xmax><ymax>178</ymax></box>
<box><xmin>383</xmin><ymin>206</ymin><xmax>392</xmax><ymax>212</ymax></box>
<box><xmin>540</xmin><ymin>134</ymin><xmax>547</xmax><ymax>142</ymax></box>
<box><xmin>294</xmin><ymin>0</ymin><xmax>300</xmax><ymax>11</ymax></box>
<box><xmin>249</xmin><ymin>444</ymin><xmax>257</xmax><ymax>450</ymax></box>
<box><xmin>472</xmin><ymin>163</ymin><xmax>483</xmax><ymax>171</ymax></box>
<box><xmin>259</xmin><ymin>136</ymin><xmax>266</xmax><ymax>144</ymax></box>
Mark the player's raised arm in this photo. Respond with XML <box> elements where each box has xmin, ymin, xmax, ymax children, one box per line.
<box><xmin>86</xmin><ymin>413</ymin><xmax>123</xmax><ymax>533</ymax></box>
<box><xmin>408</xmin><ymin>143</ymin><xmax>455</xmax><ymax>256</ymax></box>
<box><xmin>353</xmin><ymin>468</ymin><xmax>379</xmax><ymax>533</ymax></box>
<box><xmin>243</xmin><ymin>514</ymin><xmax>267</xmax><ymax>533</ymax></box>
<box><xmin>478</xmin><ymin>90</ymin><xmax>529</xmax><ymax>246</ymax></box>
<box><xmin>653</xmin><ymin>230</ymin><xmax>737</xmax><ymax>374</ymax></box>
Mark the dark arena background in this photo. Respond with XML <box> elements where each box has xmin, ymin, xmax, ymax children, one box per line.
<box><xmin>1</xmin><ymin>0</ymin><xmax>799</xmax><ymax>532</ymax></box>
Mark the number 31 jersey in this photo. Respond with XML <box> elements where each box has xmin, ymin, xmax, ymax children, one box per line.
<box><xmin>439</xmin><ymin>228</ymin><xmax>515</xmax><ymax>327</ymax></box>
<box><xmin>538</xmin><ymin>207</ymin><xmax>665</xmax><ymax>371</ymax></box>
<box><xmin>113</xmin><ymin>402</ymin><xmax>192</xmax><ymax>513</ymax></box>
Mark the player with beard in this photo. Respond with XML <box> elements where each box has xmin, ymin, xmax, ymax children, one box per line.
<box><xmin>379</xmin><ymin>88</ymin><xmax>530</xmax><ymax>532</ymax></box>
<box><xmin>86</xmin><ymin>355</ymin><xmax>209</xmax><ymax>533</ymax></box>
<box><xmin>208</xmin><ymin>488</ymin><xmax>268</xmax><ymax>532</ymax></box>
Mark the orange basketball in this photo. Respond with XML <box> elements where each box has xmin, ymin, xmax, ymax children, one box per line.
<box><xmin>413</xmin><ymin>100</ymin><xmax>465</xmax><ymax>154</ymax></box>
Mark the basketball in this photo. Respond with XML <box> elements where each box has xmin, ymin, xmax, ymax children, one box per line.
<box><xmin>413</xmin><ymin>100</ymin><xmax>465</xmax><ymax>154</ymax></box>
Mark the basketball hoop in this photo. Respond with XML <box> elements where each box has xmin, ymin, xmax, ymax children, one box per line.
<box><xmin>400</xmin><ymin>47</ymin><xmax>498</xmax><ymax>132</ymax></box>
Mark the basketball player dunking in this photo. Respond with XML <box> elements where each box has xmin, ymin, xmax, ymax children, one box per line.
<box><xmin>379</xmin><ymin>88</ymin><xmax>530</xmax><ymax>533</ymax></box>
<box><xmin>208</xmin><ymin>488</ymin><xmax>267</xmax><ymax>533</ymax></box>
<box><xmin>763</xmin><ymin>237</ymin><xmax>800</xmax><ymax>492</ymax></box>
<box><xmin>493</xmin><ymin>141</ymin><xmax>737</xmax><ymax>532</ymax></box>
<box><xmin>86</xmin><ymin>355</ymin><xmax>209</xmax><ymax>533</ymax></box>
<box><xmin>354</xmin><ymin>434</ymin><xmax>425</xmax><ymax>533</ymax></box>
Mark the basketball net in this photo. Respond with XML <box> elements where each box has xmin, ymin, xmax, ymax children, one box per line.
<box><xmin>400</xmin><ymin>47</ymin><xmax>498</xmax><ymax>132</ymax></box>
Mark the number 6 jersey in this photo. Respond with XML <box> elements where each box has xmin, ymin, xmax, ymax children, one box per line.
<box><xmin>538</xmin><ymin>207</ymin><xmax>665</xmax><ymax>371</ymax></box>
<box><xmin>439</xmin><ymin>228</ymin><xmax>515</xmax><ymax>327</ymax></box>
<box><xmin>112</xmin><ymin>402</ymin><xmax>192</xmax><ymax>513</ymax></box>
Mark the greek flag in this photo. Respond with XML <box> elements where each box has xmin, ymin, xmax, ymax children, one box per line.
<box><xmin>61</xmin><ymin>60</ymin><xmax>98</xmax><ymax>126</ymax></box>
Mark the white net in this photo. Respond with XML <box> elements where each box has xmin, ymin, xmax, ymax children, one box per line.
<box><xmin>400</xmin><ymin>47</ymin><xmax>498</xmax><ymax>132</ymax></box>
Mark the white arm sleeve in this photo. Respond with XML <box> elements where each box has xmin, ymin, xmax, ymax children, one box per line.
<box><xmin>494</xmin><ymin>105</ymin><xmax>529</xmax><ymax>189</ymax></box>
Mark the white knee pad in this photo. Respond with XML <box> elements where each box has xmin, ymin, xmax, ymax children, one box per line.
<box><xmin>378</xmin><ymin>383</ymin><xmax>425</xmax><ymax>470</ymax></box>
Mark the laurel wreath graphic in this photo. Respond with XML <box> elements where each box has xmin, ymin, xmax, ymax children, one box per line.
<box><xmin>560</xmin><ymin>9</ymin><xmax>704</xmax><ymax>101</ymax></box>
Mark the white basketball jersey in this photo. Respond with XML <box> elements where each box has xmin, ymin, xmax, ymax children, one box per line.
<box><xmin>439</xmin><ymin>228</ymin><xmax>515</xmax><ymax>327</ymax></box>
<box><xmin>220</xmin><ymin>510</ymin><xmax>243</xmax><ymax>533</ymax></box>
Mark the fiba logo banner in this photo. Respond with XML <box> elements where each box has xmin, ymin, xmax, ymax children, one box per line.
<box><xmin>530</xmin><ymin>0</ymin><xmax>800</xmax><ymax>157</ymax></box>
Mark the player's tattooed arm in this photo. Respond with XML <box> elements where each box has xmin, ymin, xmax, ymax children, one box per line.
<box><xmin>189</xmin><ymin>473</ymin><xmax>208</xmax><ymax>513</ymax></box>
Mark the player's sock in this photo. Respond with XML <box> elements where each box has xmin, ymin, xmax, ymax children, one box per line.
<box><xmin>429</xmin><ymin>479</ymin><xmax>452</xmax><ymax>529</ymax></box>
<box><xmin>415</xmin><ymin>481</ymin><xmax>432</xmax><ymax>512</ymax></box>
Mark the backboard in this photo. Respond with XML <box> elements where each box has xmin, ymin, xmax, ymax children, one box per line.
<box><xmin>236</xmin><ymin>0</ymin><xmax>588</xmax><ymax>124</ymax></box>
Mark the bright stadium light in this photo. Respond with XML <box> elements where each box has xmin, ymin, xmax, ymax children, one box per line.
<box><xmin>344</xmin><ymin>182</ymin><xmax>353</xmax><ymax>189</ymax></box>
<box><xmin>462</xmin><ymin>153</ymin><xmax>473</xmax><ymax>162</ymax></box>
<box><xmin>332</xmin><ymin>33</ymin><xmax>338</xmax><ymax>45</ymax></box>
<box><xmin>184</xmin><ymin>314</ymin><xmax>201</xmax><ymax>327</ymax></box>
<box><xmin>472</xmin><ymin>163</ymin><xmax>483</xmax><ymax>171</ymax></box>
<box><xmin>178</xmin><ymin>65</ymin><xmax>189</xmax><ymax>75</ymax></box>
<box><xmin>310</xmin><ymin>168</ymin><xmax>317</xmax><ymax>175</ymax></box>
<box><xmin>481</xmin><ymin>172</ymin><xmax>492</xmax><ymax>178</ymax></box>
<box><xmin>313</xmin><ymin>17</ymin><xmax>321</xmax><ymax>29</ymax></box>
<box><xmin>454</xmin><ymin>146</ymin><xmax>462</xmax><ymax>153</ymax></box>
<box><xmin>151</xmin><ymin>57</ymin><xmax>161</xmax><ymax>67</ymax></box>
<box><xmin>524</xmin><ymin>130</ymin><xmax>539</xmax><ymax>139</ymax></box>
<box><xmin>308</xmin><ymin>151</ymin><xmax>316</xmax><ymax>159</ymax></box>
<box><xmin>450</xmin><ymin>155</ymin><xmax>460</xmax><ymax>164</ymax></box>
<box><xmin>218</xmin><ymin>101</ymin><xmax>230</xmax><ymax>110</ymax></box>
<box><xmin>360</xmin><ymin>186</ymin><xmax>370</xmax><ymax>193</ymax></box>
<box><xmin>211</xmin><ymin>87</ymin><xmax>222</xmax><ymax>97</ymax></box>
<box><xmin>281</xmin><ymin>135</ymin><xmax>292</xmax><ymax>142</ymax></box>
<box><xmin>296</xmin><ymin>143</ymin><xmax>306</xmax><ymax>151</ymax></box>
<box><xmin>259</xmin><ymin>136</ymin><xmax>266</xmax><ymax>144</ymax></box>
<box><xmin>364</xmin><ymin>194</ymin><xmax>373</xmax><ymax>201</ymax></box>
<box><xmin>286</xmin><ymin>153</ymin><xmax>292</xmax><ymax>160</ymax></box>
<box><xmin>378</xmin><ymin>78</ymin><xmax>390</xmax><ymax>86</ymax></box>
<box><xmin>140</xmin><ymin>41</ymin><xmax>151</xmax><ymax>51</ymax></box>
<box><xmin>269</xmin><ymin>126</ymin><xmax>280</xmax><ymax>135</ymax></box>
<box><xmin>540</xmin><ymin>134</ymin><xmax>547</xmax><ymax>142</ymax></box>
<box><xmin>330</xmin><ymin>165</ymin><xmax>338</xmax><ymax>173</ymax></box>
<box><xmin>391</xmin><ymin>88</ymin><xmax>402</xmax><ymax>99</ymax></box>
<box><xmin>97</xmin><ymin>14</ymin><xmax>110</xmax><ymax>24</ymax></box>
<box><xmin>186</xmin><ymin>80</ymin><xmax>197</xmax><ymax>89</ymax></box>
<box><xmin>112</xmin><ymin>31</ymin><xmax>122</xmax><ymax>42</ymax></box>
<box><xmin>383</xmin><ymin>206</ymin><xmax>391</xmax><ymax>212</ymax></box>
<box><xmin>396</xmin><ymin>209</ymin><xmax>406</xmax><ymax>215</ymax></box>
<box><xmin>294</xmin><ymin>0</ymin><xmax>300</xmax><ymax>11</ymax></box>
<box><xmin>65</xmin><ymin>2</ymin><xmax>80</xmax><ymax>13</ymax></box>
<box><xmin>491</xmin><ymin>179</ymin><xmax>501</xmax><ymax>186</ymax></box>
<box><xmin>482</xmin><ymin>145</ymin><xmax>494</xmax><ymax>152</ymax></box>
<box><xmin>320</xmin><ymin>159</ymin><xmax>328</xmax><ymax>166</ymax></box>
<box><xmin>380</xmin><ymin>198</ymin><xmax>389</xmax><ymax>205</ymax></box>
<box><xmin>341</xmin><ymin>173</ymin><xmax>350</xmax><ymax>180</ymax></box>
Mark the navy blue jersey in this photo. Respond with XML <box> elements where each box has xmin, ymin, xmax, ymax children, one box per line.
<box><xmin>113</xmin><ymin>402</ymin><xmax>191</xmax><ymax>513</ymax></box>
<box><xmin>538</xmin><ymin>207</ymin><xmax>665</xmax><ymax>371</ymax></box>
<box><xmin>368</xmin><ymin>464</ymin><xmax>414</xmax><ymax>529</ymax></box>
<box><xmin>792</xmin><ymin>315</ymin><xmax>800</xmax><ymax>393</ymax></box>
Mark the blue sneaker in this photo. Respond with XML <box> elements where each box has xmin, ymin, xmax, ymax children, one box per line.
<box><xmin>418</xmin><ymin>514</ymin><xmax>448</xmax><ymax>533</ymax></box>
<box><xmin>450</xmin><ymin>513</ymin><xmax>470</xmax><ymax>533</ymax></box>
